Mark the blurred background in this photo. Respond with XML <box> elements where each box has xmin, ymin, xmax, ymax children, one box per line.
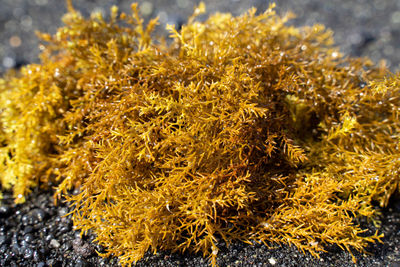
<box><xmin>1</xmin><ymin>0</ymin><xmax>400</xmax><ymax>74</ymax></box>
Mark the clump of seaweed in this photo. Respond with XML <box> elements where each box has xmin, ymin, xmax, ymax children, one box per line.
<box><xmin>1</xmin><ymin>1</ymin><xmax>399</xmax><ymax>266</ymax></box>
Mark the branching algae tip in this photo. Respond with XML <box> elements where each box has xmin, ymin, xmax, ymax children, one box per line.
<box><xmin>0</xmin><ymin>1</ymin><xmax>399</xmax><ymax>266</ymax></box>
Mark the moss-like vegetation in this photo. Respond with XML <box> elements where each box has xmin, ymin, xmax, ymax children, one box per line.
<box><xmin>1</xmin><ymin>2</ymin><xmax>399</xmax><ymax>266</ymax></box>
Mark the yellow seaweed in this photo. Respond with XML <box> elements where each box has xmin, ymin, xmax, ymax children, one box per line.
<box><xmin>0</xmin><ymin>2</ymin><xmax>399</xmax><ymax>266</ymax></box>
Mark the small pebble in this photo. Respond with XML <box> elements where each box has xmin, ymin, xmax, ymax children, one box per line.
<box><xmin>0</xmin><ymin>206</ymin><xmax>11</xmax><ymax>217</ymax></box>
<box><xmin>58</xmin><ymin>225</ymin><xmax>71</xmax><ymax>234</ymax></box>
<box><xmin>11</xmin><ymin>243</ymin><xmax>20</xmax><ymax>255</ymax></box>
<box><xmin>23</xmin><ymin>225</ymin><xmax>33</xmax><ymax>234</ymax></box>
<box><xmin>0</xmin><ymin>234</ymin><xmax>7</xmax><ymax>246</ymax></box>
<box><xmin>33</xmin><ymin>249</ymin><xmax>41</xmax><ymax>261</ymax></box>
<box><xmin>31</xmin><ymin>209</ymin><xmax>46</xmax><ymax>222</ymax></box>
<box><xmin>268</xmin><ymin>257</ymin><xmax>277</xmax><ymax>265</ymax></box>
<box><xmin>24</xmin><ymin>233</ymin><xmax>34</xmax><ymax>243</ymax></box>
<box><xmin>0</xmin><ymin>244</ymin><xmax>7</xmax><ymax>253</ymax></box>
<box><xmin>50</xmin><ymin>239</ymin><xmax>60</xmax><ymax>249</ymax></box>
<box><xmin>58</xmin><ymin>207</ymin><xmax>68</xmax><ymax>217</ymax></box>
<box><xmin>23</xmin><ymin>247</ymin><xmax>34</xmax><ymax>259</ymax></box>
<box><xmin>61</xmin><ymin>241</ymin><xmax>72</xmax><ymax>252</ymax></box>
<box><xmin>45</xmin><ymin>234</ymin><xmax>54</xmax><ymax>242</ymax></box>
